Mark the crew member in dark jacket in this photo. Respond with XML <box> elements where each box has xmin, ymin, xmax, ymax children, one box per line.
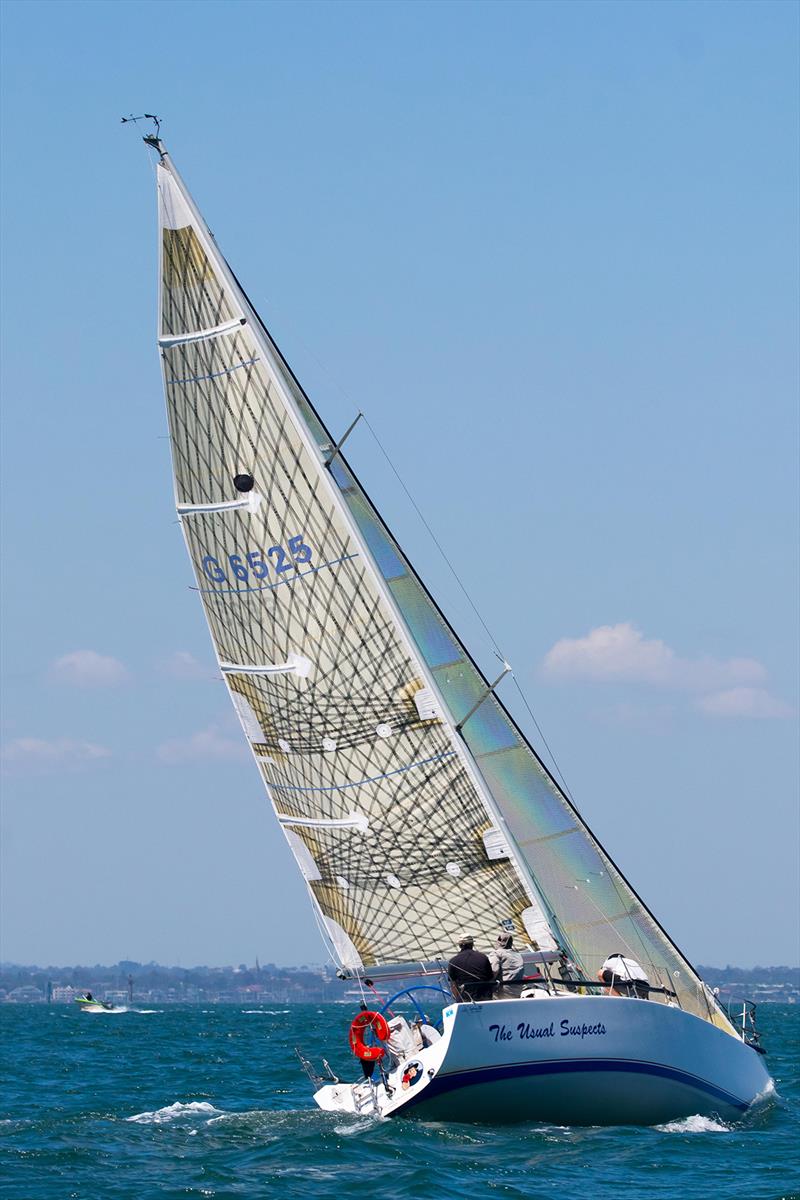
<box><xmin>447</xmin><ymin>935</ymin><xmax>496</xmax><ymax>1001</ymax></box>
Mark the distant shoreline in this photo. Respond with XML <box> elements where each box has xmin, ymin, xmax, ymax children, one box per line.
<box><xmin>1</xmin><ymin>961</ymin><xmax>798</xmax><ymax>1006</ymax></box>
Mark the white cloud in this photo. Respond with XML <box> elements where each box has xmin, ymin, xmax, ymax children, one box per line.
<box><xmin>51</xmin><ymin>650</ymin><xmax>127</xmax><ymax>687</ymax></box>
<box><xmin>157</xmin><ymin>725</ymin><xmax>247</xmax><ymax>765</ymax></box>
<box><xmin>159</xmin><ymin>651</ymin><xmax>211</xmax><ymax>681</ymax></box>
<box><xmin>542</xmin><ymin>623</ymin><xmax>765</xmax><ymax>692</ymax></box>
<box><xmin>1</xmin><ymin>737</ymin><xmax>112</xmax><ymax>770</ymax></box>
<box><xmin>694</xmin><ymin>688</ymin><xmax>794</xmax><ymax>720</ymax></box>
<box><xmin>542</xmin><ymin>622</ymin><xmax>790</xmax><ymax>721</ymax></box>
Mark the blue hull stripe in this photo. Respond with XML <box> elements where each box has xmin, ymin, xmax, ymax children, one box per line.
<box><xmin>402</xmin><ymin>1057</ymin><xmax>750</xmax><ymax>1114</ymax></box>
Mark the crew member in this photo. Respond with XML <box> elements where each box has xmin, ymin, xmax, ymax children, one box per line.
<box><xmin>597</xmin><ymin>953</ymin><xmax>650</xmax><ymax>998</ymax></box>
<box><xmin>447</xmin><ymin>935</ymin><xmax>496</xmax><ymax>1002</ymax></box>
<box><xmin>489</xmin><ymin>932</ymin><xmax>525</xmax><ymax>996</ymax></box>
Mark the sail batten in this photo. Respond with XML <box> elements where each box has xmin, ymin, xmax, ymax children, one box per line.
<box><xmin>152</xmin><ymin>145</ymin><xmax>734</xmax><ymax>1034</ymax></box>
<box><xmin>158</xmin><ymin>316</ymin><xmax>246</xmax><ymax>348</ymax></box>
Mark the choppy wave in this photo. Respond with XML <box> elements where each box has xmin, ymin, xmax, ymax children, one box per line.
<box><xmin>243</xmin><ymin>1009</ymin><xmax>291</xmax><ymax>1015</ymax></box>
<box><xmin>2</xmin><ymin>1003</ymin><xmax>796</xmax><ymax>1200</ymax></box>
<box><xmin>655</xmin><ymin>1114</ymin><xmax>731</xmax><ymax>1133</ymax></box>
<box><xmin>126</xmin><ymin>1101</ymin><xmax>223</xmax><ymax>1125</ymax></box>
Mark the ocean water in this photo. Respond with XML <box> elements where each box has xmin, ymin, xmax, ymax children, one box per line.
<box><xmin>1</xmin><ymin>1002</ymin><xmax>797</xmax><ymax>1199</ymax></box>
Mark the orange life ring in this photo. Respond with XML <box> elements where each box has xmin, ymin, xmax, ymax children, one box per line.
<box><xmin>348</xmin><ymin>1010</ymin><xmax>389</xmax><ymax>1061</ymax></box>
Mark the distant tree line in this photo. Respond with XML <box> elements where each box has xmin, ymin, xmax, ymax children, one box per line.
<box><xmin>0</xmin><ymin>960</ymin><xmax>345</xmax><ymax>1000</ymax></box>
<box><xmin>1</xmin><ymin>961</ymin><xmax>797</xmax><ymax>1001</ymax></box>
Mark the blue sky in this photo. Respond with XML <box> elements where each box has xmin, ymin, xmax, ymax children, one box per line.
<box><xmin>1</xmin><ymin>0</ymin><xmax>797</xmax><ymax>970</ymax></box>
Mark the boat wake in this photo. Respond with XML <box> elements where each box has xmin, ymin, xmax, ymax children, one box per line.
<box><xmin>126</xmin><ymin>1101</ymin><xmax>223</xmax><ymax>1125</ymax></box>
<box><xmin>333</xmin><ymin>1116</ymin><xmax>383</xmax><ymax>1136</ymax></box>
<box><xmin>655</xmin><ymin>1114</ymin><xmax>731</xmax><ymax>1134</ymax></box>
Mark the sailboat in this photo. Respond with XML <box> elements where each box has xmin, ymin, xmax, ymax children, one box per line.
<box><xmin>142</xmin><ymin>128</ymin><xmax>772</xmax><ymax>1125</ymax></box>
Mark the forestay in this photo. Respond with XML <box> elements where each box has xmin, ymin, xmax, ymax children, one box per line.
<box><xmin>152</xmin><ymin>146</ymin><xmax>733</xmax><ymax>1033</ymax></box>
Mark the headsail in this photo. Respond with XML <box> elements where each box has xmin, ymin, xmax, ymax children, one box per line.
<box><xmin>151</xmin><ymin>142</ymin><xmax>733</xmax><ymax>1033</ymax></box>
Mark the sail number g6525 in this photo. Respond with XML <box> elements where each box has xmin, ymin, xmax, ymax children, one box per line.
<box><xmin>201</xmin><ymin>535</ymin><xmax>313</xmax><ymax>585</ymax></box>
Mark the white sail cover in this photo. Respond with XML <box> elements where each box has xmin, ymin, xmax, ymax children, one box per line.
<box><xmin>152</xmin><ymin>148</ymin><xmax>734</xmax><ymax>1033</ymax></box>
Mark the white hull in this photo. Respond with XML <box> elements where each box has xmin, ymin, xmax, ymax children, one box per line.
<box><xmin>314</xmin><ymin>997</ymin><xmax>772</xmax><ymax>1125</ymax></box>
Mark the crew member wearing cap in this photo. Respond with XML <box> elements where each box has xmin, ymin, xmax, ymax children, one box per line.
<box><xmin>597</xmin><ymin>953</ymin><xmax>650</xmax><ymax>999</ymax></box>
<box><xmin>447</xmin><ymin>936</ymin><xmax>496</xmax><ymax>1002</ymax></box>
<box><xmin>489</xmin><ymin>932</ymin><xmax>525</xmax><ymax>996</ymax></box>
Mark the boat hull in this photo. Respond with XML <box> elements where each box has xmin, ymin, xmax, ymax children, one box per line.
<box><xmin>314</xmin><ymin>996</ymin><xmax>772</xmax><ymax>1125</ymax></box>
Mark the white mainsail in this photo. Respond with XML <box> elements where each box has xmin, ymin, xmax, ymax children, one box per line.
<box><xmin>156</xmin><ymin>156</ymin><xmax>555</xmax><ymax>972</ymax></box>
<box><xmin>152</xmin><ymin>142</ymin><xmax>734</xmax><ymax>1033</ymax></box>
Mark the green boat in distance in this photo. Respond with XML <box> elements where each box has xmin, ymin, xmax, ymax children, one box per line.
<box><xmin>74</xmin><ymin>994</ymin><xmax>122</xmax><ymax>1013</ymax></box>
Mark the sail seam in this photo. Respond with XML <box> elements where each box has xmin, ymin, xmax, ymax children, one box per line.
<box><xmin>267</xmin><ymin>751</ymin><xmax>457</xmax><ymax>793</ymax></box>
<box><xmin>167</xmin><ymin>357</ymin><xmax>259</xmax><ymax>385</ymax></box>
<box><xmin>517</xmin><ymin>826</ymin><xmax>578</xmax><ymax>847</ymax></box>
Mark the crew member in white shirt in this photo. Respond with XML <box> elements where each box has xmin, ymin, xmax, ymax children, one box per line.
<box><xmin>597</xmin><ymin>953</ymin><xmax>650</xmax><ymax>998</ymax></box>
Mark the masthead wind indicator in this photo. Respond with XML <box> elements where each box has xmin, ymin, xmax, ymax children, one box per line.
<box><xmin>121</xmin><ymin>112</ymin><xmax>164</xmax><ymax>154</ymax></box>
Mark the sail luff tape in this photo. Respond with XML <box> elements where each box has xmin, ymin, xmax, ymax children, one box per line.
<box><xmin>176</xmin><ymin>492</ymin><xmax>262</xmax><ymax>516</ymax></box>
<box><xmin>220</xmin><ymin>653</ymin><xmax>312</xmax><ymax>679</ymax></box>
<box><xmin>159</xmin><ymin>316</ymin><xmax>246</xmax><ymax>348</ymax></box>
<box><xmin>276</xmin><ymin>811</ymin><xmax>370</xmax><ymax>833</ymax></box>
